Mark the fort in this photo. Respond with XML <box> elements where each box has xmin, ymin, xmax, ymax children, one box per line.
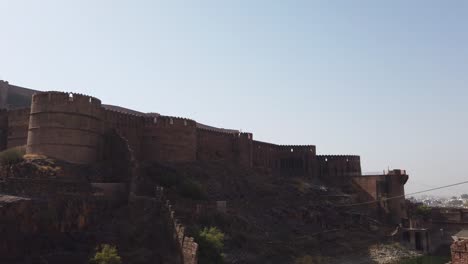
<box><xmin>0</xmin><ymin>80</ymin><xmax>412</xmax><ymax>263</ymax></box>
<box><xmin>0</xmin><ymin>80</ymin><xmax>409</xmax><ymax>223</ymax></box>
<box><xmin>0</xmin><ymin>81</ymin><xmax>364</xmax><ymax>176</ymax></box>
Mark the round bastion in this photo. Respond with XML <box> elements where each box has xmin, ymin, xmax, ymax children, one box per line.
<box><xmin>26</xmin><ymin>92</ymin><xmax>103</xmax><ymax>164</ymax></box>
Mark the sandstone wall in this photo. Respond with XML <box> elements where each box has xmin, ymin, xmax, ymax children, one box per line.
<box><xmin>7</xmin><ymin>108</ymin><xmax>30</xmax><ymax>148</ymax></box>
<box><xmin>317</xmin><ymin>155</ymin><xmax>361</xmax><ymax>184</ymax></box>
<box><xmin>0</xmin><ymin>80</ymin><xmax>9</xmax><ymax>108</ymax></box>
<box><xmin>252</xmin><ymin>140</ymin><xmax>316</xmax><ymax>177</ymax></box>
<box><xmin>26</xmin><ymin>92</ymin><xmax>103</xmax><ymax>164</ymax></box>
<box><xmin>103</xmin><ymin>108</ymin><xmax>144</xmax><ymax>159</ymax></box>
<box><xmin>197</xmin><ymin>128</ymin><xmax>237</xmax><ymax>162</ymax></box>
<box><xmin>197</xmin><ymin>128</ymin><xmax>254</xmax><ymax>166</ymax></box>
<box><xmin>142</xmin><ymin>116</ymin><xmax>197</xmax><ymax>162</ymax></box>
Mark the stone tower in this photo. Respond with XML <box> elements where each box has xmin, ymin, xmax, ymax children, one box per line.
<box><xmin>26</xmin><ymin>92</ymin><xmax>103</xmax><ymax>164</ymax></box>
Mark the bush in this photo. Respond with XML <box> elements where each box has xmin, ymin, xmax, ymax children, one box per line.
<box><xmin>415</xmin><ymin>205</ymin><xmax>431</xmax><ymax>219</ymax></box>
<box><xmin>196</xmin><ymin>227</ymin><xmax>225</xmax><ymax>264</ymax></box>
<box><xmin>178</xmin><ymin>179</ymin><xmax>206</xmax><ymax>200</ymax></box>
<box><xmin>0</xmin><ymin>146</ymin><xmax>25</xmax><ymax>166</ymax></box>
<box><xmin>90</xmin><ymin>244</ymin><xmax>122</xmax><ymax>264</ymax></box>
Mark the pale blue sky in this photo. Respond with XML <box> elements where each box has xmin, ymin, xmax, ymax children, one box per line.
<box><xmin>1</xmin><ymin>0</ymin><xmax>467</xmax><ymax>196</ymax></box>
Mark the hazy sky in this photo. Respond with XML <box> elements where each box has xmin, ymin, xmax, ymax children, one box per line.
<box><xmin>1</xmin><ymin>0</ymin><xmax>467</xmax><ymax>196</ymax></box>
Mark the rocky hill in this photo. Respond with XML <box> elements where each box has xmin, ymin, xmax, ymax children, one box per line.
<box><xmin>0</xmin><ymin>150</ymin><xmax>402</xmax><ymax>264</ymax></box>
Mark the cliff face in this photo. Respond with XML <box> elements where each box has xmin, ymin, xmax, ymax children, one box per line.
<box><xmin>135</xmin><ymin>161</ymin><xmax>394</xmax><ymax>264</ymax></box>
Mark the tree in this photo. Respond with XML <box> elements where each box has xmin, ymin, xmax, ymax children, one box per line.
<box><xmin>196</xmin><ymin>227</ymin><xmax>225</xmax><ymax>264</ymax></box>
<box><xmin>90</xmin><ymin>244</ymin><xmax>122</xmax><ymax>264</ymax></box>
<box><xmin>461</xmin><ymin>194</ymin><xmax>468</xmax><ymax>199</ymax></box>
<box><xmin>415</xmin><ymin>205</ymin><xmax>432</xmax><ymax>220</ymax></box>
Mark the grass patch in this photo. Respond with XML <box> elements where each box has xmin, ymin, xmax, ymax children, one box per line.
<box><xmin>0</xmin><ymin>146</ymin><xmax>25</xmax><ymax>166</ymax></box>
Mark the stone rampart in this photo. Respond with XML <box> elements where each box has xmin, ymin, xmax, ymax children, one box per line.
<box><xmin>155</xmin><ymin>186</ymin><xmax>198</xmax><ymax>264</ymax></box>
<box><xmin>26</xmin><ymin>92</ymin><xmax>103</xmax><ymax>164</ymax></box>
<box><xmin>103</xmin><ymin>108</ymin><xmax>144</xmax><ymax>158</ymax></box>
<box><xmin>317</xmin><ymin>155</ymin><xmax>361</xmax><ymax>182</ymax></box>
<box><xmin>142</xmin><ymin>116</ymin><xmax>197</xmax><ymax>162</ymax></box>
<box><xmin>7</xmin><ymin>108</ymin><xmax>30</xmax><ymax>148</ymax></box>
<box><xmin>252</xmin><ymin>140</ymin><xmax>317</xmax><ymax>177</ymax></box>
<box><xmin>197</xmin><ymin>127</ymin><xmax>239</xmax><ymax>162</ymax></box>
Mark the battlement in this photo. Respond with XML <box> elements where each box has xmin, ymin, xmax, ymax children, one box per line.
<box><xmin>253</xmin><ymin>140</ymin><xmax>315</xmax><ymax>153</ymax></box>
<box><xmin>104</xmin><ymin>107</ymin><xmax>144</xmax><ymax>117</ymax></box>
<box><xmin>104</xmin><ymin>108</ymin><xmax>144</xmax><ymax>128</ymax></box>
<box><xmin>317</xmin><ymin>155</ymin><xmax>360</xmax><ymax>161</ymax></box>
<box><xmin>33</xmin><ymin>91</ymin><xmax>102</xmax><ymax>106</ymax></box>
<box><xmin>197</xmin><ymin>127</ymin><xmax>243</xmax><ymax>137</ymax></box>
<box><xmin>276</xmin><ymin>145</ymin><xmax>316</xmax><ymax>153</ymax></box>
<box><xmin>144</xmin><ymin>115</ymin><xmax>197</xmax><ymax>127</ymax></box>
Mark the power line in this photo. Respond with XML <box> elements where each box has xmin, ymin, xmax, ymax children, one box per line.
<box><xmin>336</xmin><ymin>180</ymin><xmax>468</xmax><ymax>207</ymax></box>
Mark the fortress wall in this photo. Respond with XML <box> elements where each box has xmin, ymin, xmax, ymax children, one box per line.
<box><xmin>0</xmin><ymin>109</ymin><xmax>9</xmax><ymax>151</ymax></box>
<box><xmin>142</xmin><ymin>116</ymin><xmax>197</xmax><ymax>162</ymax></box>
<box><xmin>252</xmin><ymin>140</ymin><xmax>278</xmax><ymax>168</ymax></box>
<box><xmin>7</xmin><ymin>108</ymin><xmax>30</xmax><ymax>148</ymax></box>
<box><xmin>196</xmin><ymin>128</ymin><xmax>239</xmax><ymax>162</ymax></box>
<box><xmin>276</xmin><ymin>145</ymin><xmax>317</xmax><ymax>176</ymax></box>
<box><xmin>252</xmin><ymin>141</ymin><xmax>317</xmax><ymax>176</ymax></box>
<box><xmin>26</xmin><ymin>92</ymin><xmax>103</xmax><ymax>164</ymax></box>
<box><xmin>0</xmin><ymin>81</ymin><xmax>9</xmax><ymax>108</ymax></box>
<box><xmin>317</xmin><ymin>155</ymin><xmax>361</xmax><ymax>183</ymax></box>
<box><xmin>103</xmin><ymin>108</ymin><xmax>144</xmax><ymax>159</ymax></box>
<box><xmin>236</xmin><ymin>133</ymin><xmax>253</xmax><ymax>167</ymax></box>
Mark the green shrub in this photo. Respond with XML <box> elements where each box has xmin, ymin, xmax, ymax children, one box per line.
<box><xmin>415</xmin><ymin>205</ymin><xmax>431</xmax><ymax>219</ymax></box>
<box><xmin>196</xmin><ymin>227</ymin><xmax>225</xmax><ymax>264</ymax></box>
<box><xmin>178</xmin><ymin>179</ymin><xmax>206</xmax><ymax>200</ymax></box>
<box><xmin>90</xmin><ymin>244</ymin><xmax>122</xmax><ymax>264</ymax></box>
<box><xmin>0</xmin><ymin>146</ymin><xmax>25</xmax><ymax>166</ymax></box>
